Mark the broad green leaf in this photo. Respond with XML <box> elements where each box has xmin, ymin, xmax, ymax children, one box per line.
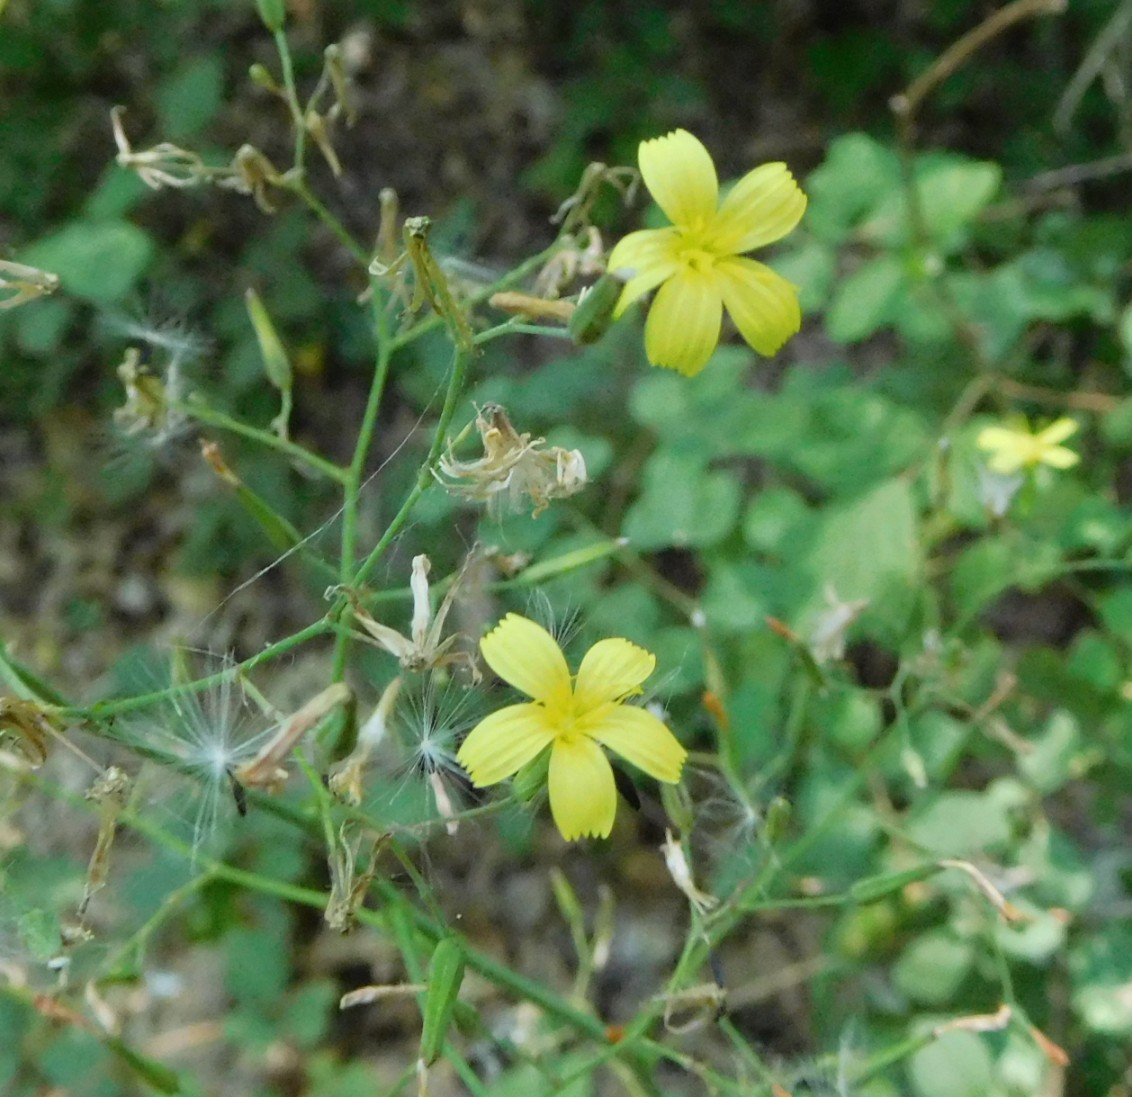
<box><xmin>906</xmin><ymin>790</ymin><xmax>1012</xmax><ymax>856</ymax></box>
<box><xmin>798</xmin><ymin>477</ymin><xmax>921</xmax><ymax>636</ymax></box>
<box><xmin>893</xmin><ymin>930</ymin><xmax>973</xmax><ymax>1006</ymax></box>
<box><xmin>825</xmin><ymin>254</ymin><xmax>904</xmax><ymax>343</ymax></box>
<box><xmin>1072</xmin><ymin>925</ymin><xmax>1132</xmax><ymax>1035</ymax></box>
<box><xmin>622</xmin><ymin>452</ymin><xmax>741</xmax><ymax>550</ymax></box>
<box><xmin>863</xmin><ymin>155</ymin><xmax>1002</xmax><ymax>252</ymax></box>
<box><xmin>908</xmin><ymin>1030</ymin><xmax>993</xmax><ymax>1097</ymax></box>
<box><xmin>21</xmin><ymin>220</ymin><xmax>154</xmax><ymax>304</ymax></box>
<box><xmin>804</xmin><ymin>132</ymin><xmax>902</xmax><ymax>244</ymax></box>
<box><xmin>157</xmin><ymin>54</ymin><xmax>225</xmax><ymax>139</ymax></box>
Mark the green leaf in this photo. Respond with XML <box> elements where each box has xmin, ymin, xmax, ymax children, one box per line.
<box><xmin>862</xmin><ymin>155</ymin><xmax>1002</xmax><ymax>252</ymax></box>
<box><xmin>893</xmin><ymin>930</ymin><xmax>973</xmax><ymax>1006</ymax></box>
<box><xmin>17</xmin><ymin>908</ymin><xmax>61</xmax><ymax>960</ymax></box>
<box><xmin>906</xmin><ymin>790</ymin><xmax>1012</xmax><ymax>857</ymax></box>
<box><xmin>743</xmin><ymin>487</ymin><xmax>812</xmax><ymax>554</ymax></box>
<box><xmin>770</xmin><ymin>235</ymin><xmax>837</xmax><ymax>312</ymax></box>
<box><xmin>825</xmin><ymin>254</ymin><xmax>904</xmax><ymax>343</ymax></box>
<box><xmin>798</xmin><ymin>477</ymin><xmax>921</xmax><ymax>636</ymax></box>
<box><xmin>804</xmin><ymin>132</ymin><xmax>902</xmax><ymax>245</ymax></box>
<box><xmin>1072</xmin><ymin>924</ymin><xmax>1132</xmax><ymax>1035</ymax></box>
<box><xmin>908</xmin><ymin>1030</ymin><xmax>994</xmax><ymax>1097</ymax></box>
<box><xmin>622</xmin><ymin>452</ymin><xmax>741</xmax><ymax>550</ymax></box>
<box><xmin>157</xmin><ymin>54</ymin><xmax>225</xmax><ymax>140</ymax></box>
<box><xmin>912</xmin><ymin>157</ymin><xmax>1002</xmax><ymax>249</ymax></box>
<box><xmin>21</xmin><ymin>220</ymin><xmax>154</xmax><ymax>304</ymax></box>
<box><xmin>1018</xmin><ymin>710</ymin><xmax>1085</xmax><ymax>794</ymax></box>
<box><xmin>105</xmin><ymin>1039</ymin><xmax>182</xmax><ymax>1094</ymax></box>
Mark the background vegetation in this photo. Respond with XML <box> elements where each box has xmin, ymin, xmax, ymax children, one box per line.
<box><xmin>3</xmin><ymin>1</ymin><xmax>1132</xmax><ymax>1095</ymax></box>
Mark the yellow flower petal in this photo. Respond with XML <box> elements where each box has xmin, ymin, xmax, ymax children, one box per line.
<box><xmin>976</xmin><ymin>427</ymin><xmax>1027</xmax><ymax>474</ymax></box>
<box><xmin>573</xmin><ymin>638</ymin><xmax>655</xmax><ymax>712</ymax></box>
<box><xmin>607</xmin><ymin>227</ymin><xmax>679</xmax><ymax>279</ymax></box>
<box><xmin>479</xmin><ymin>614</ymin><xmax>571</xmax><ymax>704</ymax></box>
<box><xmin>1041</xmin><ymin>446</ymin><xmax>1079</xmax><ymax>469</ymax></box>
<box><xmin>709</xmin><ymin>162</ymin><xmax>807</xmax><ymax>254</ymax></box>
<box><xmin>548</xmin><ymin>736</ymin><xmax>617</xmax><ymax>840</ymax></box>
<box><xmin>589</xmin><ymin>705</ymin><xmax>686</xmax><ymax>783</ymax></box>
<box><xmin>456</xmin><ymin>702</ymin><xmax>556</xmax><ymax>787</ymax></box>
<box><xmin>715</xmin><ymin>257</ymin><xmax>801</xmax><ymax>356</ymax></box>
<box><xmin>607</xmin><ymin>228</ymin><xmax>681</xmax><ymax>315</ymax></box>
<box><xmin>1037</xmin><ymin>418</ymin><xmax>1078</xmax><ymax>447</ymax></box>
<box><xmin>644</xmin><ymin>269</ymin><xmax>722</xmax><ymax>376</ymax></box>
<box><xmin>639</xmin><ymin>129</ymin><xmax>719</xmax><ymax>229</ymax></box>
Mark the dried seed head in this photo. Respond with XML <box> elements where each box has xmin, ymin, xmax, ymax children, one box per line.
<box><xmin>0</xmin><ymin>696</ymin><xmax>61</xmax><ymax>768</ymax></box>
<box><xmin>0</xmin><ymin>259</ymin><xmax>59</xmax><ymax>311</ymax></box>
<box><xmin>110</xmin><ymin>106</ymin><xmax>213</xmax><ymax>190</ymax></box>
<box><xmin>344</xmin><ymin>554</ymin><xmax>480</xmax><ymax>680</ymax></box>
<box><xmin>437</xmin><ymin>404</ymin><xmax>587</xmax><ymax>517</ymax></box>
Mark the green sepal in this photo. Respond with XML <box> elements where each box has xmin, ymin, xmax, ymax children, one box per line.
<box><xmin>512</xmin><ymin>747</ymin><xmax>551</xmax><ymax>803</ymax></box>
<box><xmin>568</xmin><ymin>272</ymin><xmax>624</xmax><ymax>345</ymax></box>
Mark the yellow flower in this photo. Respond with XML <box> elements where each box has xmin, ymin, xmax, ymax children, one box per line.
<box><xmin>456</xmin><ymin>614</ymin><xmax>686</xmax><ymax>840</ymax></box>
<box><xmin>976</xmin><ymin>417</ymin><xmax>1080</xmax><ymax>475</ymax></box>
<box><xmin>607</xmin><ymin>129</ymin><xmax>807</xmax><ymax>377</ymax></box>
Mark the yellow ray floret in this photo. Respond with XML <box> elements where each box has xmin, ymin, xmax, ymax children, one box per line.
<box><xmin>457</xmin><ymin>614</ymin><xmax>686</xmax><ymax>840</ymax></box>
<box><xmin>608</xmin><ymin>128</ymin><xmax>807</xmax><ymax>377</ymax></box>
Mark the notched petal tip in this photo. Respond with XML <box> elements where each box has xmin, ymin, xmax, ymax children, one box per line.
<box><xmin>638</xmin><ymin>129</ymin><xmax>719</xmax><ymax>230</ymax></box>
<box><xmin>548</xmin><ymin>737</ymin><xmax>617</xmax><ymax>841</ymax></box>
<box><xmin>575</xmin><ymin>637</ymin><xmax>656</xmax><ymax>711</ymax></box>
<box><xmin>479</xmin><ymin>613</ymin><xmax>571</xmax><ymax>702</ymax></box>
<box><xmin>711</xmin><ymin>161</ymin><xmax>807</xmax><ymax>255</ymax></box>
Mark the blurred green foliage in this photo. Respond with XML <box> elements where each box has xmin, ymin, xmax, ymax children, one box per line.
<box><xmin>4</xmin><ymin>1</ymin><xmax>1132</xmax><ymax>1096</ymax></box>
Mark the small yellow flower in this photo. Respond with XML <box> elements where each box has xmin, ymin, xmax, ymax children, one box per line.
<box><xmin>976</xmin><ymin>417</ymin><xmax>1080</xmax><ymax>475</ymax></box>
<box><xmin>456</xmin><ymin>614</ymin><xmax>687</xmax><ymax>840</ymax></box>
<box><xmin>607</xmin><ymin>129</ymin><xmax>807</xmax><ymax>376</ymax></box>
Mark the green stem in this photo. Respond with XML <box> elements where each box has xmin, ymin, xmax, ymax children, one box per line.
<box><xmin>289</xmin><ymin>176</ymin><xmax>370</xmax><ymax>267</ymax></box>
<box><xmin>349</xmin><ymin>341</ymin><xmax>474</xmax><ymax>589</ymax></box>
<box><xmin>473</xmin><ymin>320</ymin><xmax>573</xmax><ymax>344</ymax></box>
<box><xmin>183</xmin><ymin>398</ymin><xmax>348</xmax><ymax>484</ymax></box>
<box><xmin>65</xmin><ymin>618</ymin><xmax>331</xmax><ymax>719</ymax></box>
<box><xmin>332</xmin><ymin>279</ymin><xmax>395</xmax><ymax>679</ymax></box>
<box><xmin>273</xmin><ymin>28</ymin><xmax>307</xmax><ymax>168</ymax></box>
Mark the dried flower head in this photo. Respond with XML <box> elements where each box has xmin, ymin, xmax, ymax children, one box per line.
<box><xmin>437</xmin><ymin>404</ymin><xmax>587</xmax><ymax>517</ymax></box>
<box><xmin>0</xmin><ymin>260</ymin><xmax>59</xmax><ymax>311</ymax></box>
<box><xmin>111</xmin><ymin>658</ymin><xmax>277</xmax><ymax>859</ymax></box>
<box><xmin>344</xmin><ymin>554</ymin><xmax>479</xmax><ymax>681</ymax></box>
<box><xmin>0</xmin><ymin>696</ymin><xmax>62</xmax><ymax>767</ymax></box>
<box><xmin>111</xmin><ymin>106</ymin><xmax>215</xmax><ymax>190</ymax></box>
<box><xmin>223</xmin><ymin>144</ymin><xmax>285</xmax><ymax>214</ymax></box>
<box><xmin>112</xmin><ymin>347</ymin><xmax>190</xmax><ymax>448</ymax></box>
<box><xmin>534</xmin><ymin>227</ymin><xmax>607</xmax><ymax>299</ymax></box>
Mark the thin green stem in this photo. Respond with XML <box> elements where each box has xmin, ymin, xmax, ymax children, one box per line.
<box><xmin>66</xmin><ymin>618</ymin><xmax>331</xmax><ymax>719</ymax></box>
<box><xmin>473</xmin><ymin>320</ymin><xmax>573</xmax><ymax>344</ymax></box>
<box><xmin>289</xmin><ymin>176</ymin><xmax>370</xmax><ymax>267</ymax></box>
<box><xmin>332</xmin><ymin>279</ymin><xmax>395</xmax><ymax>679</ymax></box>
<box><xmin>349</xmin><ymin>342</ymin><xmax>474</xmax><ymax>588</ymax></box>
<box><xmin>183</xmin><ymin>398</ymin><xmax>348</xmax><ymax>484</ymax></box>
<box><xmin>273</xmin><ymin>28</ymin><xmax>307</xmax><ymax>168</ymax></box>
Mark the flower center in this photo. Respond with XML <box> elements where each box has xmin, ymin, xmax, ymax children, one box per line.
<box><xmin>546</xmin><ymin>693</ymin><xmax>584</xmax><ymax>744</ymax></box>
<box><xmin>673</xmin><ymin>233</ymin><xmax>718</xmax><ymax>274</ymax></box>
